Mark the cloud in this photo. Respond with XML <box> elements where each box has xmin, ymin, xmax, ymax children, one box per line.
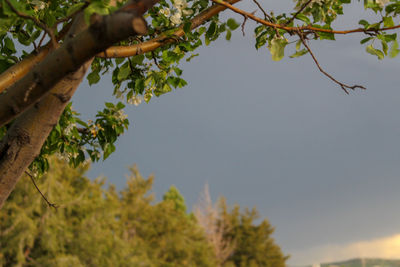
<box><xmin>289</xmin><ymin>234</ymin><xmax>400</xmax><ymax>266</ymax></box>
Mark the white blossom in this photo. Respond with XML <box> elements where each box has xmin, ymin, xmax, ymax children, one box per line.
<box><xmin>64</xmin><ymin>123</ymin><xmax>76</xmax><ymax>135</ymax></box>
<box><xmin>170</xmin><ymin>12</ymin><xmax>182</xmax><ymax>26</ymax></box>
<box><xmin>30</xmin><ymin>0</ymin><xmax>46</xmax><ymax>10</ymax></box>
<box><xmin>173</xmin><ymin>0</ymin><xmax>188</xmax><ymax>10</ymax></box>
<box><xmin>159</xmin><ymin>7</ymin><xmax>171</xmax><ymax>17</ymax></box>
<box><xmin>182</xmin><ymin>8</ymin><xmax>194</xmax><ymax>16</ymax></box>
<box><xmin>116</xmin><ymin>110</ymin><xmax>128</xmax><ymax>120</ymax></box>
<box><xmin>128</xmin><ymin>94</ymin><xmax>143</xmax><ymax>106</ymax></box>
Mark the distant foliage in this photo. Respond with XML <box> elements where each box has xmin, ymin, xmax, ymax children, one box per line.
<box><xmin>0</xmin><ymin>158</ymin><xmax>288</xmax><ymax>266</ymax></box>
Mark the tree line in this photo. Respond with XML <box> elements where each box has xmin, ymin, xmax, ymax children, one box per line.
<box><xmin>0</xmin><ymin>158</ymin><xmax>288</xmax><ymax>266</ymax></box>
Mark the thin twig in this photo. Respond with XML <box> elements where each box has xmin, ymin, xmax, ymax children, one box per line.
<box><xmin>240</xmin><ymin>10</ymin><xmax>256</xmax><ymax>36</ymax></box>
<box><xmin>252</xmin><ymin>0</ymin><xmax>271</xmax><ymax>21</ymax></box>
<box><xmin>25</xmin><ymin>171</ymin><xmax>58</xmax><ymax>209</ymax></box>
<box><xmin>5</xmin><ymin>0</ymin><xmax>58</xmax><ymax>48</ymax></box>
<box><xmin>37</xmin><ymin>32</ymin><xmax>46</xmax><ymax>52</ymax></box>
<box><xmin>55</xmin><ymin>2</ymin><xmax>89</xmax><ymax>24</ymax></box>
<box><xmin>241</xmin><ymin>15</ymin><xmax>247</xmax><ymax>36</ymax></box>
<box><xmin>151</xmin><ymin>51</ymin><xmax>163</xmax><ymax>69</ymax></box>
<box><xmin>297</xmin><ymin>32</ymin><xmax>366</xmax><ymax>94</ymax></box>
<box><xmin>284</xmin><ymin>0</ymin><xmax>313</xmax><ymax>26</ymax></box>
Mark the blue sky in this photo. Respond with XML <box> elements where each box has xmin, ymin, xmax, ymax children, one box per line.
<box><xmin>72</xmin><ymin>1</ymin><xmax>400</xmax><ymax>265</ymax></box>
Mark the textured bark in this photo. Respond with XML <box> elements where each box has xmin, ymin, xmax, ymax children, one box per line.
<box><xmin>0</xmin><ymin>0</ymin><xmax>156</xmax><ymax>128</ymax></box>
<box><xmin>98</xmin><ymin>0</ymin><xmax>241</xmax><ymax>58</ymax></box>
<box><xmin>0</xmin><ymin>0</ymin><xmax>157</xmax><ymax>209</ymax></box>
<box><xmin>0</xmin><ymin>61</ymin><xmax>91</xmax><ymax>208</ymax></box>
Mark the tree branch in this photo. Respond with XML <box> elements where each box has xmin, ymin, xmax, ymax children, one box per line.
<box><xmin>211</xmin><ymin>0</ymin><xmax>400</xmax><ymax>35</ymax></box>
<box><xmin>4</xmin><ymin>0</ymin><xmax>58</xmax><ymax>48</ymax></box>
<box><xmin>97</xmin><ymin>0</ymin><xmax>241</xmax><ymax>58</ymax></box>
<box><xmin>25</xmin><ymin>171</ymin><xmax>57</xmax><ymax>209</ymax></box>
<box><xmin>252</xmin><ymin>0</ymin><xmax>271</xmax><ymax>21</ymax></box>
<box><xmin>284</xmin><ymin>0</ymin><xmax>313</xmax><ymax>26</ymax></box>
<box><xmin>297</xmin><ymin>32</ymin><xmax>366</xmax><ymax>93</ymax></box>
<box><xmin>0</xmin><ymin>22</ymin><xmax>72</xmax><ymax>94</ymax></box>
<box><xmin>0</xmin><ymin>0</ymin><xmax>158</xmax><ymax>128</ymax></box>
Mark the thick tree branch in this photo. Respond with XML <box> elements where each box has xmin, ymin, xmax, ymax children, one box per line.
<box><xmin>0</xmin><ymin>23</ymin><xmax>72</xmax><ymax>94</ymax></box>
<box><xmin>0</xmin><ymin>0</ymin><xmax>158</xmax><ymax>128</ymax></box>
<box><xmin>0</xmin><ymin>47</ymin><xmax>50</xmax><ymax>94</ymax></box>
<box><xmin>97</xmin><ymin>0</ymin><xmax>241</xmax><ymax>58</ymax></box>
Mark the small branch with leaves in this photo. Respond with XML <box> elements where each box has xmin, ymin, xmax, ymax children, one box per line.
<box><xmin>211</xmin><ymin>0</ymin><xmax>400</xmax><ymax>35</ymax></box>
<box><xmin>284</xmin><ymin>0</ymin><xmax>313</xmax><ymax>26</ymax></box>
<box><xmin>4</xmin><ymin>0</ymin><xmax>58</xmax><ymax>48</ymax></box>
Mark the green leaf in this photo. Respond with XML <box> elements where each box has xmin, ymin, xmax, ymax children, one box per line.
<box><xmin>389</xmin><ymin>41</ymin><xmax>399</xmax><ymax>58</ymax></box>
<box><xmin>4</xmin><ymin>37</ymin><xmax>16</xmax><ymax>53</ymax></box>
<box><xmin>360</xmin><ymin>37</ymin><xmax>373</xmax><ymax>44</ymax></box>
<box><xmin>295</xmin><ymin>14</ymin><xmax>311</xmax><ymax>24</ymax></box>
<box><xmin>381</xmin><ymin>40</ymin><xmax>388</xmax><ymax>55</ymax></box>
<box><xmin>358</xmin><ymin>19</ymin><xmax>369</xmax><ymax>28</ymax></box>
<box><xmin>269</xmin><ymin>38</ymin><xmax>288</xmax><ymax>61</ymax></box>
<box><xmin>366</xmin><ymin>44</ymin><xmax>384</xmax><ymax>59</ymax></box>
<box><xmin>205</xmin><ymin>21</ymin><xmax>217</xmax><ymax>40</ymax></box>
<box><xmin>105</xmin><ymin>102</ymin><xmax>114</xmax><ymax>108</ymax></box>
<box><xmin>383</xmin><ymin>16</ymin><xmax>394</xmax><ymax>27</ymax></box>
<box><xmin>225</xmin><ymin>29</ymin><xmax>232</xmax><ymax>41</ymax></box>
<box><xmin>117</xmin><ymin>64</ymin><xmax>131</xmax><ymax>81</ymax></box>
<box><xmin>130</xmin><ymin>54</ymin><xmax>144</xmax><ymax>64</ymax></box>
<box><xmin>87</xmin><ymin>71</ymin><xmax>100</xmax><ymax>85</ymax></box>
<box><xmin>289</xmin><ymin>49</ymin><xmax>308</xmax><ymax>58</ymax></box>
<box><xmin>227</xmin><ymin>18</ymin><xmax>240</xmax><ymax>30</ymax></box>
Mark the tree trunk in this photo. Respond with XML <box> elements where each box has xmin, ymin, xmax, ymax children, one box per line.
<box><xmin>0</xmin><ymin>61</ymin><xmax>91</xmax><ymax>209</ymax></box>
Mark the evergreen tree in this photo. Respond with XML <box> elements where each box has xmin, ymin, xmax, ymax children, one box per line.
<box><xmin>219</xmin><ymin>198</ymin><xmax>289</xmax><ymax>267</ymax></box>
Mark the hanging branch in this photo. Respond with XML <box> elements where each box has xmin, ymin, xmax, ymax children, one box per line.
<box><xmin>25</xmin><ymin>171</ymin><xmax>58</xmax><ymax>209</ymax></box>
<box><xmin>297</xmin><ymin>31</ymin><xmax>366</xmax><ymax>94</ymax></box>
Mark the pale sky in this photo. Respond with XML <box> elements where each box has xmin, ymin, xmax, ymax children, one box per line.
<box><xmin>72</xmin><ymin>1</ymin><xmax>400</xmax><ymax>265</ymax></box>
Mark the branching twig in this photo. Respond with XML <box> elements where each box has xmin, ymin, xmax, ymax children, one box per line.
<box><xmin>284</xmin><ymin>0</ymin><xmax>313</xmax><ymax>26</ymax></box>
<box><xmin>241</xmin><ymin>15</ymin><xmax>247</xmax><ymax>36</ymax></box>
<box><xmin>25</xmin><ymin>171</ymin><xmax>58</xmax><ymax>209</ymax></box>
<box><xmin>240</xmin><ymin>10</ymin><xmax>256</xmax><ymax>36</ymax></box>
<box><xmin>5</xmin><ymin>0</ymin><xmax>58</xmax><ymax>48</ymax></box>
<box><xmin>55</xmin><ymin>2</ymin><xmax>89</xmax><ymax>24</ymax></box>
<box><xmin>297</xmin><ymin>32</ymin><xmax>366</xmax><ymax>94</ymax></box>
<box><xmin>151</xmin><ymin>51</ymin><xmax>163</xmax><ymax>69</ymax></box>
<box><xmin>252</xmin><ymin>0</ymin><xmax>271</xmax><ymax>21</ymax></box>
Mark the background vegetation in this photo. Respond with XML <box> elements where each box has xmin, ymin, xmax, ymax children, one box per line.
<box><xmin>0</xmin><ymin>158</ymin><xmax>287</xmax><ymax>267</ymax></box>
